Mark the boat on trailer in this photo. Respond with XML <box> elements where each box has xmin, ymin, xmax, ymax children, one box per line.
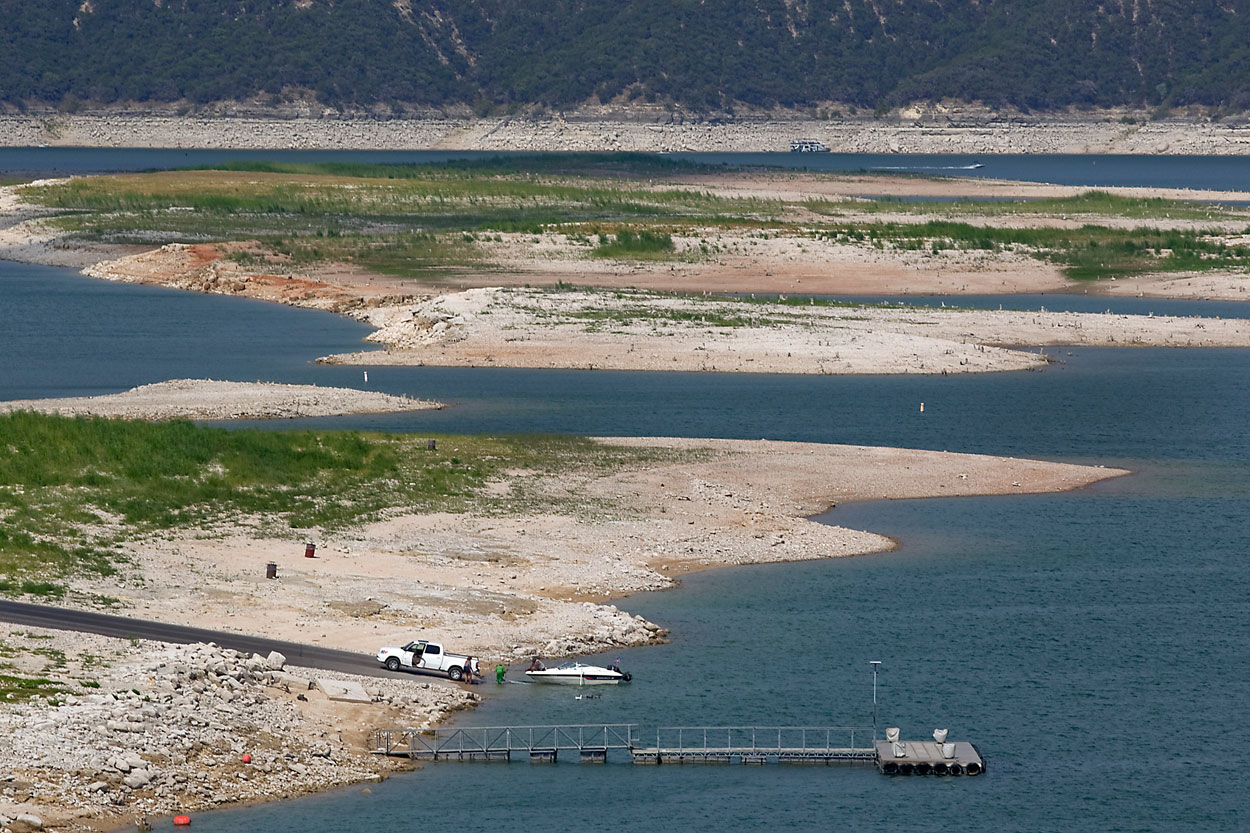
<box><xmin>524</xmin><ymin>661</ymin><xmax>632</xmax><ymax>685</ymax></box>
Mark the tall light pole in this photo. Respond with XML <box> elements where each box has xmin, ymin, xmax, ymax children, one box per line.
<box><xmin>869</xmin><ymin>660</ymin><xmax>882</xmax><ymax>742</ymax></box>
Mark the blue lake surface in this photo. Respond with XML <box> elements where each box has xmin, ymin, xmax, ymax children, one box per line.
<box><xmin>8</xmin><ymin>147</ymin><xmax>1250</xmax><ymax>191</ymax></box>
<box><xmin>0</xmin><ymin>261</ymin><xmax>377</xmax><ymax>400</ymax></box>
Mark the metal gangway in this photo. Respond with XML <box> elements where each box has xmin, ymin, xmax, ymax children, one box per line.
<box><xmin>371</xmin><ymin>724</ymin><xmax>876</xmax><ymax>766</ymax></box>
<box><xmin>633</xmin><ymin>726</ymin><xmax>875</xmax><ymax>765</ymax></box>
<box><xmin>371</xmin><ymin>723</ymin><xmax>637</xmax><ymax>763</ymax></box>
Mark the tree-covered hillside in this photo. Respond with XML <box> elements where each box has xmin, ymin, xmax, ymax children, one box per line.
<box><xmin>1</xmin><ymin>0</ymin><xmax>1246</xmax><ymax>112</ymax></box>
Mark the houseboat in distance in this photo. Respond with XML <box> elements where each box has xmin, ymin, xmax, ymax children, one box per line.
<box><xmin>790</xmin><ymin>138</ymin><xmax>831</xmax><ymax>152</ymax></box>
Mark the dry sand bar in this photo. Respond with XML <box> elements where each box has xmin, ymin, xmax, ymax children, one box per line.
<box><xmin>372</xmin><ymin>724</ymin><xmax>982</xmax><ymax>773</ymax></box>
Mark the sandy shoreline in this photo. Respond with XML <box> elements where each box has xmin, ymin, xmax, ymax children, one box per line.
<box><xmin>5</xmin><ymin>111</ymin><xmax>1250</xmax><ymax>155</ymax></box>
<box><xmin>0</xmin><ymin>379</ymin><xmax>442</xmax><ymax>421</ymax></box>
<box><xmin>325</xmin><ymin>286</ymin><xmax>1250</xmax><ymax>375</ymax></box>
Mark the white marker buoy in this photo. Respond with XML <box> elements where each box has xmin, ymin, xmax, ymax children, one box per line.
<box><xmin>920</xmin><ymin>402</ymin><xmax>925</xmax><ymax>413</ymax></box>
<box><xmin>363</xmin><ymin>371</ymin><xmax>368</xmax><ymax>384</ymax></box>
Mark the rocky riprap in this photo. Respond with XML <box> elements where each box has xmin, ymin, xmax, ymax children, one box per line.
<box><xmin>0</xmin><ymin>633</ymin><xmax>476</xmax><ymax>830</ymax></box>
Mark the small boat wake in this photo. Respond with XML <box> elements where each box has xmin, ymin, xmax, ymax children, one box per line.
<box><xmin>872</xmin><ymin>162</ymin><xmax>985</xmax><ymax>171</ymax></box>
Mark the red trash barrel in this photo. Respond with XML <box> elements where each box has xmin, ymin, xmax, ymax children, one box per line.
<box><xmin>304</xmin><ymin>542</ymin><xmax>316</xmax><ymax>558</ymax></box>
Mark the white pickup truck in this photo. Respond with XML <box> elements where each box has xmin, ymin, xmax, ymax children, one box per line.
<box><xmin>376</xmin><ymin>640</ymin><xmax>478</xmax><ymax>681</ymax></box>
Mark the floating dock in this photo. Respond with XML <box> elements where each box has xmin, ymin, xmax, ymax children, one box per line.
<box><xmin>874</xmin><ymin>740</ymin><xmax>985</xmax><ymax>776</ymax></box>
<box><xmin>371</xmin><ymin>724</ymin><xmax>983</xmax><ymax>775</ymax></box>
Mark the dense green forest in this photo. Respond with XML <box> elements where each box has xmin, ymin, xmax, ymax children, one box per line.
<box><xmin>1</xmin><ymin>0</ymin><xmax>1247</xmax><ymax>112</ymax></box>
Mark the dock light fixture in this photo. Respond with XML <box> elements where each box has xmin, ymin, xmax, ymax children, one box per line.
<box><xmin>870</xmin><ymin>660</ymin><xmax>882</xmax><ymax>742</ymax></box>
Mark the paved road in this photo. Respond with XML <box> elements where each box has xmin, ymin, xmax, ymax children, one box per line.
<box><xmin>0</xmin><ymin>599</ymin><xmax>397</xmax><ymax>679</ymax></box>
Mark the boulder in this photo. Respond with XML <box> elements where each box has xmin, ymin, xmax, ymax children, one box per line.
<box><xmin>123</xmin><ymin>769</ymin><xmax>152</xmax><ymax>789</ymax></box>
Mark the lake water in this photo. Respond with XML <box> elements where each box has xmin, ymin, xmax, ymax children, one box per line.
<box><xmin>9</xmin><ymin>147</ymin><xmax>1250</xmax><ymax>191</ymax></box>
<box><xmin>3</xmin><ymin>152</ymin><xmax>1249</xmax><ymax>830</ymax></box>
<box><xmin>0</xmin><ymin>260</ymin><xmax>376</xmax><ymax>401</ymax></box>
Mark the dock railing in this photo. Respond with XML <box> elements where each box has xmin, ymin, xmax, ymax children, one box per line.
<box><xmin>648</xmin><ymin>726</ymin><xmax>874</xmax><ymax>761</ymax></box>
<box><xmin>373</xmin><ymin>724</ymin><xmax>877</xmax><ymax>763</ymax></box>
<box><xmin>371</xmin><ymin>723</ymin><xmax>978</xmax><ymax>771</ymax></box>
<box><xmin>372</xmin><ymin>724</ymin><xmax>637</xmax><ymax>758</ymax></box>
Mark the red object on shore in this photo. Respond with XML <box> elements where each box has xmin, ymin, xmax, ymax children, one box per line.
<box><xmin>173</xmin><ymin>817</ymin><xmax>191</xmax><ymax>826</ymax></box>
<box><xmin>241</xmin><ymin>754</ymin><xmax>252</xmax><ymax>764</ymax></box>
<box><xmin>304</xmin><ymin>542</ymin><xmax>316</xmax><ymax>558</ymax></box>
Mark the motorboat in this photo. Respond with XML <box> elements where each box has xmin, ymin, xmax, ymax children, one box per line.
<box><xmin>524</xmin><ymin>661</ymin><xmax>632</xmax><ymax>685</ymax></box>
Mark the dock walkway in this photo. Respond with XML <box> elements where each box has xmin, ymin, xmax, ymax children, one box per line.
<box><xmin>371</xmin><ymin>724</ymin><xmax>982</xmax><ymax>774</ymax></box>
<box><xmin>372</xmin><ymin>724</ymin><xmax>635</xmax><ymax>762</ymax></box>
<box><xmin>630</xmin><ymin>726</ymin><xmax>873</xmax><ymax>765</ymax></box>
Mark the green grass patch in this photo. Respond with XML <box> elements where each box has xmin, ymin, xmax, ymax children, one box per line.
<box><xmin>567</xmin><ymin>306</ymin><xmax>756</xmax><ymax>329</ymax></box>
<box><xmin>0</xmin><ymin>413</ymin><xmax>696</xmax><ymax>593</ymax></box>
<box><xmin>319</xmin><ymin>233</ymin><xmax>485</xmax><ymax>278</ymax></box>
<box><xmin>807</xmin><ymin>219</ymin><xmax>1250</xmax><ymax>280</ymax></box>
<box><xmin>807</xmin><ymin>190</ymin><xmax>1244</xmax><ymax>223</ymax></box>
<box><xmin>0</xmin><ymin>673</ymin><xmax>66</xmax><ymax>701</ymax></box>
<box><xmin>529</xmin><ymin>286</ymin><xmax>976</xmax><ymax>330</ymax></box>
<box><xmin>593</xmin><ymin>229</ymin><xmax>677</xmax><ymax>259</ymax></box>
<box><xmin>24</xmin><ymin>167</ymin><xmax>776</xmax><ymax>236</ymax></box>
<box><xmin>24</xmin><ymin>166</ymin><xmax>778</xmax><ymax>275</ymax></box>
<box><xmin>33</xmin><ymin>646</ymin><xmax>67</xmax><ymax>669</ymax></box>
<box><xmin>0</xmin><ymin>578</ymin><xmax>68</xmax><ymax>599</ymax></box>
<box><xmin>228</xmin><ymin>232</ymin><xmax>489</xmax><ymax>280</ymax></box>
